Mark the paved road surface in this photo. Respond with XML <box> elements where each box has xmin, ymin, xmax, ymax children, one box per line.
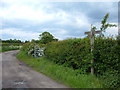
<box><xmin>2</xmin><ymin>50</ymin><xmax>67</xmax><ymax>88</ymax></box>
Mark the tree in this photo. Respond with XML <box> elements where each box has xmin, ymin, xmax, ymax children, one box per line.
<box><xmin>39</xmin><ymin>32</ymin><xmax>58</xmax><ymax>44</ymax></box>
<box><xmin>25</xmin><ymin>40</ymin><xmax>30</xmax><ymax>43</ymax></box>
<box><xmin>100</xmin><ymin>13</ymin><xmax>117</xmax><ymax>36</ymax></box>
<box><xmin>90</xmin><ymin>13</ymin><xmax>117</xmax><ymax>37</ymax></box>
<box><xmin>31</xmin><ymin>39</ymin><xmax>36</xmax><ymax>43</ymax></box>
<box><xmin>1</xmin><ymin>39</ymin><xmax>22</xmax><ymax>43</ymax></box>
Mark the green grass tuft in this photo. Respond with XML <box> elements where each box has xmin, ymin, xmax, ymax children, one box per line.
<box><xmin>17</xmin><ymin>51</ymin><xmax>103</xmax><ymax>88</ymax></box>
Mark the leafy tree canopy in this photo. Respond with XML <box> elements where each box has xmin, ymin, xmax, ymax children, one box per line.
<box><xmin>39</xmin><ymin>32</ymin><xmax>58</xmax><ymax>44</ymax></box>
<box><xmin>1</xmin><ymin>39</ymin><xmax>22</xmax><ymax>43</ymax></box>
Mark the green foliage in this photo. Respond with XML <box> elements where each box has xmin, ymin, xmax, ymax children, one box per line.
<box><xmin>91</xmin><ymin>13</ymin><xmax>117</xmax><ymax>37</ymax></box>
<box><xmin>44</xmin><ymin>37</ymin><xmax>120</xmax><ymax>78</ymax></box>
<box><xmin>44</xmin><ymin>38</ymin><xmax>92</xmax><ymax>70</ymax></box>
<box><xmin>31</xmin><ymin>39</ymin><xmax>40</xmax><ymax>43</ymax></box>
<box><xmin>20</xmin><ymin>42</ymin><xmax>46</xmax><ymax>57</ymax></box>
<box><xmin>24</xmin><ymin>40</ymin><xmax>30</xmax><ymax>43</ymax></box>
<box><xmin>2</xmin><ymin>43</ymin><xmax>23</xmax><ymax>46</ymax></box>
<box><xmin>100</xmin><ymin>70</ymin><xmax>120</xmax><ymax>88</ymax></box>
<box><xmin>21</xmin><ymin>43</ymin><xmax>45</xmax><ymax>51</ymax></box>
<box><xmin>1</xmin><ymin>39</ymin><xmax>22</xmax><ymax>43</ymax></box>
<box><xmin>100</xmin><ymin>13</ymin><xmax>117</xmax><ymax>33</ymax></box>
<box><xmin>20</xmin><ymin>42</ymin><xmax>32</xmax><ymax>52</ymax></box>
<box><xmin>1</xmin><ymin>46</ymin><xmax>20</xmax><ymax>52</ymax></box>
<box><xmin>94</xmin><ymin>37</ymin><xmax>119</xmax><ymax>75</ymax></box>
<box><xmin>20</xmin><ymin>36</ymin><xmax>120</xmax><ymax>88</ymax></box>
<box><xmin>0</xmin><ymin>43</ymin><xmax>22</xmax><ymax>52</ymax></box>
<box><xmin>39</xmin><ymin>32</ymin><xmax>58</xmax><ymax>44</ymax></box>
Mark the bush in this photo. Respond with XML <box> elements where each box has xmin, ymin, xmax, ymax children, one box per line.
<box><xmin>44</xmin><ymin>37</ymin><xmax>119</xmax><ymax>76</ymax></box>
<box><xmin>21</xmin><ymin>37</ymin><xmax>120</xmax><ymax>88</ymax></box>
<box><xmin>94</xmin><ymin>37</ymin><xmax>120</xmax><ymax>75</ymax></box>
<box><xmin>21</xmin><ymin>42</ymin><xmax>46</xmax><ymax>57</ymax></box>
<box><xmin>44</xmin><ymin>38</ymin><xmax>91</xmax><ymax>71</ymax></box>
<box><xmin>100</xmin><ymin>70</ymin><xmax>120</xmax><ymax>88</ymax></box>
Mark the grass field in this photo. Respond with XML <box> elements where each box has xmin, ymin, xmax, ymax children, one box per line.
<box><xmin>0</xmin><ymin>46</ymin><xmax>20</xmax><ymax>52</ymax></box>
<box><xmin>17</xmin><ymin>51</ymin><xmax>103</xmax><ymax>88</ymax></box>
<box><xmin>0</xmin><ymin>43</ymin><xmax>22</xmax><ymax>52</ymax></box>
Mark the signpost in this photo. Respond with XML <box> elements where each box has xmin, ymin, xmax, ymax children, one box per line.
<box><xmin>85</xmin><ymin>25</ymin><xmax>101</xmax><ymax>74</ymax></box>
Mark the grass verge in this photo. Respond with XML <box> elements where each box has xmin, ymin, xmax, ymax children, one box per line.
<box><xmin>16</xmin><ymin>51</ymin><xmax>103</xmax><ymax>88</ymax></box>
<box><xmin>0</xmin><ymin>48</ymin><xmax>19</xmax><ymax>52</ymax></box>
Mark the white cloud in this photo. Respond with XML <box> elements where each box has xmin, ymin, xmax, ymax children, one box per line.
<box><xmin>1</xmin><ymin>1</ymin><xmax>88</xmax><ymax>26</ymax></box>
<box><xmin>0</xmin><ymin>0</ymin><xmax>91</xmax><ymax>40</ymax></box>
<box><xmin>0</xmin><ymin>27</ymin><xmax>70</xmax><ymax>40</ymax></box>
<box><xmin>0</xmin><ymin>1</ymin><xmax>118</xmax><ymax>40</ymax></box>
<box><xmin>0</xmin><ymin>0</ymin><xmax>89</xmax><ymax>26</ymax></box>
<box><xmin>1</xmin><ymin>0</ymin><xmax>118</xmax><ymax>3</ymax></box>
<box><xmin>75</xmin><ymin>14</ymin><xmax>90</xmax><ymax>28</ymax></box>
<box><xmin>0</xmin><ymin>2</ymin><xmax>56</xmax><ymax>23</ymax></box>
<box><xmin>0</xmin><ymin>28</ymin><xmax>40</xmax><ymax>40</ymax></box>
<box><xmin>56</xmin><ymin>11</ymin><xmax>90</xmax><ymax>30</ymax></box>
<box><xmin>105</xmin><ymin>25</ymin><xmax>118</xmax><ymax>37</ymax></box>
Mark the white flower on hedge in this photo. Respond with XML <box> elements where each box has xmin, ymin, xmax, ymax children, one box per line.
<box><xmin>27</xmin><ymin>44</ymin><xmax>45</xmax><ymax>57</ymax></box>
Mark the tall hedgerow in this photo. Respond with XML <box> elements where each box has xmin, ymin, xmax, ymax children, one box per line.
<box><xmin>21</xmin><ymin>36</ymin><xmax>120</xmax><ymax>88</ymax></box>
<box><xmin>44</xmin><ymin>38</ymin><xmax>92</xmax><ymax>71</ymax></box>
<box><xmin>44</xmin><ymin>37</ymin><xmax>119</xmax><ymax>74</ymax></box>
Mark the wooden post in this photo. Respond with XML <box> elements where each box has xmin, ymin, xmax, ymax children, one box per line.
<box><xmin>90</xmin><ymin>26</ymin><xmax>94</xmax><ymax>75</ymax></box>
<box><xmin>85</xmin><ymin>25</ymin><xmax>101</xmax><ymax>75</ymax></box>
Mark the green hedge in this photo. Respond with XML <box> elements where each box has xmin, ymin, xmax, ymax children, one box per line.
<box><xmin>44</xmin><ymin>37</ymin><xmax>120</xmax><ymax>88</ymax></box>
<box><xmin>2</xmin><ymin>43</ymin><xmax>23</xmax><ymax>46</ymax></box>
<box><xmin>21</xmin><ymin>37</ymin><xmax>120</xmax><ymax>75</ymax></box>
<box><xmin>94</xmin><ymin>37</ymin><xmax>119</xmax><ymax>75</ymax></box>
<box><xmin>20</xmin><ymin>37</ymin><xmax>120</xmax><ymax>88</ymax></box>
<box><xmin>44</xmin><ymin>38</ymin><xmax>91</xmax><ymax>71</ymax></box>
<box><xmin>44</xmin><ymin>37</ymin><xmax>120</xmax><ymax>75</ymax></box>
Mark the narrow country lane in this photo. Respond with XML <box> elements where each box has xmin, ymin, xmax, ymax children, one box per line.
<box><xmin>1</xmin><ymin>50</ymin><xmax>67</xmax><ymax>88</ymax></box>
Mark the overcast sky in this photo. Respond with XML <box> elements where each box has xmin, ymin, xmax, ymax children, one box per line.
<box><xmin>0</xmin><ymin>0</ymin><xmax>118</xmax><ymax>41</ymax></box>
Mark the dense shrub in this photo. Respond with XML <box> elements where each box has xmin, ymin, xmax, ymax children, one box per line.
<box><xmin>44</xmin><ymin>37</ymin><xmax>119</xmax><ymax>75</ymax></box>
<box><xmin>94</xmin><ymin>37</ymin><xmax>120</xmax><ymax>75</ymax></box>
<box><xmin>44</xmin><ymin>38</ymin><xmax>92</xmax><ymax>70</ymax></box>
<box><xmin>21</xmin><ymin>42</ymin><xmax>45</xmax><ymax>57</ymax></box>
<box><xmin>100</xmin><ymin>70</ymin><xmax>120</xmax><ymax>88</ymax></box>
<box><xmin>21</xmin><ymin>37</ymin><xmax>120</xmax><ymax>88</ymax></box>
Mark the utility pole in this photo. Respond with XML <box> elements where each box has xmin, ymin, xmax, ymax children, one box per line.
<box><xmin>85</xmin><ymin>25</ymin><xmax>101</xmax><ymax>75</ymax></box>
